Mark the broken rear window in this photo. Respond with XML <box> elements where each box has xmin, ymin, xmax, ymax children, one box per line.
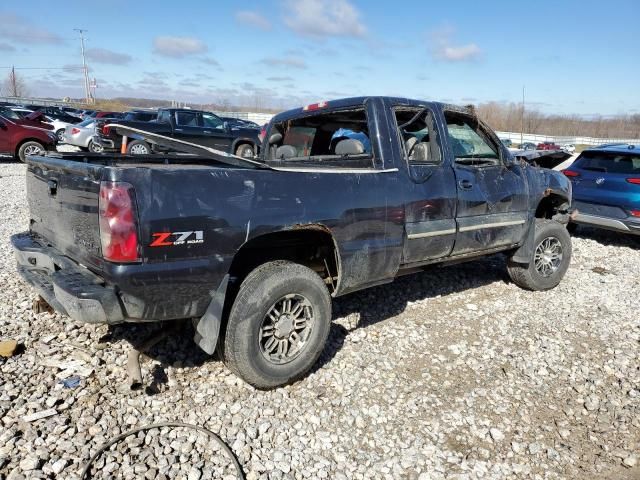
<box><xmin>266</xmin><ymin>108</ymin><xmax>375</xmax><ymax>169</ymax></box>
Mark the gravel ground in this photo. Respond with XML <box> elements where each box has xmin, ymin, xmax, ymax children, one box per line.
<box><xmin>0</xmin><ymin>159</ymin><xmax>639</xmax><ymax>480</ymax></box>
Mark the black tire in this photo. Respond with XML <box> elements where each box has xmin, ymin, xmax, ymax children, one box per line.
<box><xmin>507</xmin><ymin>219</ymin><xmax>572</xmax><ymax>291</ymax></box>
<box><xmin>223</xmin><ymin>261</ymin><xmax>331</xmax><ymax>389</ymax></box>
<box><xmin>17</xmin><ymin>141</ymin><xmax>45</xmax><ymax>162</ymax></box>
<box><xmin>88</xmin><ymin>140</ymin><xmax>103</xmax><ymax>153</ymax></box>
<box><xmin>56</xmin><ymin>129</ymin><xmax>65</xmax><ymax>142</ymax></box>
<box><xmin>235</xmin><ymin>143</ymin><xmax>254</xmax><ymax>158</ymax></box>
<box><xmin>126</xmin><ymin>140</ymin><xmax>151</xmax><ymax>155</ymax></box>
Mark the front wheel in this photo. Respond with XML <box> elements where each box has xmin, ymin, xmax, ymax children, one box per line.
<box><xmin>235</xmin><ymin>144</ymin><xmax>254</xmax><ymax>158</ymax></box>
<box><xmin>507</xmin><ymin>219</ymin><xmax>572</xmax><ymax>291</ymax></box>
<box><xmin>17</xmin><ymin>141</ymin><xmax>45</xmax><ymax>162</ymax></box>
<box><xmin>56</xmin><ymin>129</ymin><xmax>65</xmax><ymax>142</ymax></box>
<box><xmin>223</xmin><ymin>261</ymin><xmax>331</xmax><ymax>389</ymax></box>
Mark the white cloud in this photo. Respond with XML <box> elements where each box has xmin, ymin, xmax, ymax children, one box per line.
<box><xmin>430</xmin><ymin>25</ymin><xmax>482</xmax><ymax>62</ymax></box>
<box><xmin>283</xmin><ymin>0</ymin><xmax>366</xmax><ymax>38</ymax></box>
<box><xmin>0</xmin><ymin>42</ymin><xmax>15</xmax><ymax>51</ymax></box>
<box><xmin>236</xmin><ymin>10</ymin><xmax>272</xmax><ymax>30</ymax></box>
<box><xmin>153</xmin><ymin>36</ymin><xmax>208</xmax><ymax>58</ymax></box>
<box><xmin>0</xmin><ymin>12</ymin><xmax>63</xmax><ymax>44</ymax></box>
<box><xmin>261</xmin><ymin>56</ymin><xmax>307</xmax><ymax>69</ymax></box>
<box><xmin>86</xmin><ymin>48</ymin><xmax>132</xmax><ymax>65</ymax></box>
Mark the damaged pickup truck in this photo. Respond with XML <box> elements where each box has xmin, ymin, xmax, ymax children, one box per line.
<box><xmin>12</xmin><ymin>96</ymin><xmax>573</xmax><ymax>389</ymax></box>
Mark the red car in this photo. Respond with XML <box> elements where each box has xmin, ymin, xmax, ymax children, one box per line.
<box><xmin>537</xmin><ymin>141</ymin><xmax>560</xmax><ymax>150</ymax></box>
<box><xmin>0</xmin><ymin>111</ymin><xmax>57</xmax><ymax>162</ymax></box>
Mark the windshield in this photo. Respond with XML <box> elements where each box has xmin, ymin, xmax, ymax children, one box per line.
<box><xmin>575</xmin><ymin>152</ymin><xmax>640</xmax><ymax>174</ymax></box>
<box><xmin>0</xmin><ymin>107</ymin><xmax>21</xmax><ymax>120</ymax></box>
<box><xmin>78</xmin><ymin>118</ymin><xmax>95</xmax><ymax>127</ymax></box>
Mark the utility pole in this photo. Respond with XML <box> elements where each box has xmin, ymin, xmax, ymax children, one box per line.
<box><xmin>10</xmin><ymin>66</ymin><xmax>17</xmax><ymax>97</ymax></box>
<box><xmin>74</xmin><ymin>29</ymin><xmax>92</xmax><ymax>104</ymax></box>
<box><xmin>521</xmin><ymin>85</ymin><xmax>525</xmax><ymax>146</ymax></box>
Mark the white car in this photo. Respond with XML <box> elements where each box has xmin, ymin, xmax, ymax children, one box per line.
<box><xmin>562</xmin><ymin>144</ymin><xmax>576</xmax><ymax>154</ymax></box>
<box><xmin>42</xmin><ymin>116</ymin><xmax>74</xmax><ymax>143</ymax></box>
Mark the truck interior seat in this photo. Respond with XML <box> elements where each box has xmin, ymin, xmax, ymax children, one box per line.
<box><xmin>274</xmin><ymin>145</ymin><xmax>297</xmax><ymax>159</ymax></box>
<box><xmin>334</xmin><ymin>139</ymin><xmax>365</xmax><ymax>156</ymax></box>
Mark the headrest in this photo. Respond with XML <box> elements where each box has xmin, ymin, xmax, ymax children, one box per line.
<box><xmin>335</xmin><ymin>138</ymin><xmax>365</xmax><ymax>156</ymax></box>
<box><xmin>275</xmin><ymin>145</ymin><xmax>297</xmax><ymax>159</ymax></box>
<box><xmin>410</xmin><ymin>142</ymin><xmax>430</xmax><ymax>162</ymax></box>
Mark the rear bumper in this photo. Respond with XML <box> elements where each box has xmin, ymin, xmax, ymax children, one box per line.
<box><xmin>11</xmin><ymin>232</ymin><xmax>125</xmax><ymax>324</ymax></box>
<box><xmin>572</xmin><ymin>212</ymin><xmax>640</xmax><ymax>235</ymax></box>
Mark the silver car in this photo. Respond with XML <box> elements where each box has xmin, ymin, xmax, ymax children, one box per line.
<box><xmin>63</xmin><ymin>118</ymin><xmax>102</xmax><ymax>152</ymax></box>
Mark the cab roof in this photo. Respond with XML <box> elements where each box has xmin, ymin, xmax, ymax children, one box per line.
<box><xmin>271</xmin><ymin>96</ymin><xmax>472</xmax><ymax>123</ymax></box>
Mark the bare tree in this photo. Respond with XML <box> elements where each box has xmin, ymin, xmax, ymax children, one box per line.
<box><xmin>2</xmin><ymin>67</ymin><xmax>29</xmax><ymax>98</ymax></box>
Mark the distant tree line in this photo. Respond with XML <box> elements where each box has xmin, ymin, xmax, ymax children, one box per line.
<box><xmin>474</xmin><ymin>101</ymin><xmax>640</xmax><ymax>140</ymax></box>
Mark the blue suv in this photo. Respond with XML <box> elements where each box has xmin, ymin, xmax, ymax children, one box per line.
<box><xmin>564</xmin><ymin>144</ymin><xmax>640</xmax><ymax>235</ymax></box>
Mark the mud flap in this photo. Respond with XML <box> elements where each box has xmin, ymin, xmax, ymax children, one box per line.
<box><xmin>193</xmin><ymin>274</ymin><xmax>229</xmax><ymax>355</ymax></box>
<box><xmin>510</xmin><ymin>219</ymin><xmax>535</xmax><ymax>265</ymax></box>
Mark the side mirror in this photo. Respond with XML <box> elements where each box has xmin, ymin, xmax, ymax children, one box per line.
<box><xmin>223</xmin><ymin>121</ymin><xmax>230</xmax><ymax>131</ymax></box>
<box><xmin>268</xmin><ymin>132</ymin><xmax>283</xmax><ymax>144</ymax></box>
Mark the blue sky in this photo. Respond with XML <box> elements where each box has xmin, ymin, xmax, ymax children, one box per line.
<box><xmin>0</xmin><ymin>0</ymin><xmax>638</xmax><ymax>115</ymax></box>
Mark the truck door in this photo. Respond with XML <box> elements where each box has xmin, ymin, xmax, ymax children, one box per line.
<box><xmin>394</xmin><ymin>106</ymin><xmax>457</xmax><ymax>264</ymax></box>
<box><xmin>445</xmin><ymin>110</ymin><xmax>528</xmax><ymax>255</ymax></box>
<box><xmin>201</xmin><ymin>112</ymin><xmax>234</xmax><ymax>151</ymax></box>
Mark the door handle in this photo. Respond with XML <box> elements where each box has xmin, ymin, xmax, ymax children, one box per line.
<box><xmin>203</xmin><ymin>130</ymin><xmax>212</xmax><ymax>134</ymax></box>
<box><xmin>458</xmin><ymin>179</ymin><xmax>473</xmax><ymax>190</ymax></box>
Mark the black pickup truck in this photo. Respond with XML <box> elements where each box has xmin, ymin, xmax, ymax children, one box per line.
<box><xmin>94</xmin><ymin>107</ymin><xmax>260</xmax><ymax>158</ymax></box>
<box><xmin>12</xmin><ymin>96</ymin><xmax>573</xmax><ymax>388</ymax></box>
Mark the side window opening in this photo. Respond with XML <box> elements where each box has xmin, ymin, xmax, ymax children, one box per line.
<box><xmin>444</xmin><ymin>111</ymin><xmax>500</xmax><ymax>166</ymax></box>
<box><xmin>394</xmin><ymin>107</ymin><xmax>441</xmax><ymax>165</ymax></box>
<box><xmin>266</xmin><ymin>108</ymin><xmax>374</xmax><ymax>169</ymax></box>
<box><xmin>175</xmin><ymin>111</ymin><xmax>198</xmax><ymax>127</ymax></box>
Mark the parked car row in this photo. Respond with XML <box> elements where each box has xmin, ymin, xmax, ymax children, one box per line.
<box><xmin>500</xmin><ymin>138</ymin><xmax>576</xmax><ymax>153</ymax></box>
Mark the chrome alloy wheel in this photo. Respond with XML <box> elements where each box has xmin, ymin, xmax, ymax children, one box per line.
<box><xmin>130</xmin><ymin>143</ymin><xmax>149</xmax><ymax>154</ymax></box>
<box><xmin>23</xmin><ymin>144</ymin><xmax>43</xmax><ymax>156</ymax></box>
<box><xmin>534</xmin><ymin>236</ymin><xmax>563</xmax><ymax>277</ymax></box>
<box><xmin>259</xmin><ymin>294</ymin><xmax>315</xmax><ymax>365</ymax></box>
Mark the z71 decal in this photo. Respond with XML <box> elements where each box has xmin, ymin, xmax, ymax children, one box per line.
<box><xmin>150</xmin><ymin>231</ymin><xmax>204</xmax><ymax>247</ymax></box>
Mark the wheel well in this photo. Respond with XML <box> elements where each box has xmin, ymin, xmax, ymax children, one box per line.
<box><xmin>14</xmin><ymin>138</ymin><xmax>45</xmax><ymax>156</ymax></box>
<box><xmin>226</xmin><ymin>227</ymin><xmax>339</xmax><ymax>294</ymax></box>
<box><xmin>535</xmin><ymin>193</ymin><xmax>568</xmax><ymax>219</ymax></box>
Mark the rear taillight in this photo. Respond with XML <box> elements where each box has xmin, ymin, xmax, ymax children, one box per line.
<box><xmin>102</xmin><ymin>124</ymin><xmax>111</xmax><ymax>135</ymax></box>
<box><xmin>626</xmin><ymin>178</ymin><xmax>640</xmax><ymax>185</ymax></box>
<box><xmin>562</xmin><ymin>169</ymin><xmax>580</xmax><ymax>177</ymax></box>
<box><xmin>99</xmin><ymin>181</ymin><xmax>140</xmax><ymax>263</ymax></box>
<box><xmin>630</xmin><ymin>210</ymin><xmax>640</xmax><ymax>217</ymax></box>
<box><xmin>71</xmin><ymin>128</ymin><xmax>80</xmax><ymax>135</ymax></box>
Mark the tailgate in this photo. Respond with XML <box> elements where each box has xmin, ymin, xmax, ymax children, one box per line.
<box><xmin>26</xmin><ymin>155</ymin><xmax>105</xmax><ymax>269</ymax></box>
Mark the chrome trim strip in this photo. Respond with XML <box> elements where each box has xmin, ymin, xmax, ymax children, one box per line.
<box><xmin>458</xmin><ymin>220</ymin><xmax>525</xmax><ymax>232</ymax></box>
<box><xmin>271</xmin><ymin>167</ymin><xmax>399</xmax><ymax>174</ymax></box>
<box><xmin>408</xmin><ymin>229</ymin><xmax>456</xmax><ymax>239</ymax></box>
<box><xmin>573</xmin><ymin>213</ymin><xmax>631</xmax><ymax>231</ymax></box>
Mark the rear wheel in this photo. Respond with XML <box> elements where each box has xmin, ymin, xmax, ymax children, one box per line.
<box><xmin>56</xmin><ymin>129</ymin><xmax>65</xmax><ymax>142</ymax></box>
<box><xmin>235</xmin><ymin>143</ymin><xmax>254</xmax><ymax>158</ymax></box>
<box><xmin>127</xmin><ymin>140</ymin><xmax>151</xmax><ymax>155</ymax></box>
<box><xmin>17</xmin><ymin>141</ymin><xmax>45</xmax><ymax>162</ymax></box>
<box><xmin>507</xmin><ymin>219</ymin><xmax>572</xmax><ymax>291</ymax></box>
<box><xmin>223</xmin><ymin>261</ymin><xmax>331</xmax><ymax>389</ymax></box>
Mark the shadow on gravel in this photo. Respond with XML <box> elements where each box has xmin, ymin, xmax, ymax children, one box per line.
<box><xmin>97</xmin><ymin>254</ymin><xmax>509</xmax><ymax>389</ymax></box>
<box><xmin>313</xmin><ymin>254</ymin><xmax>509</xmax><ymax>372</ymax></box>
<box><xmin>571</xmin><ymin>225</ymin><xmax>639</xmax><ymax>249</ymax></box>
